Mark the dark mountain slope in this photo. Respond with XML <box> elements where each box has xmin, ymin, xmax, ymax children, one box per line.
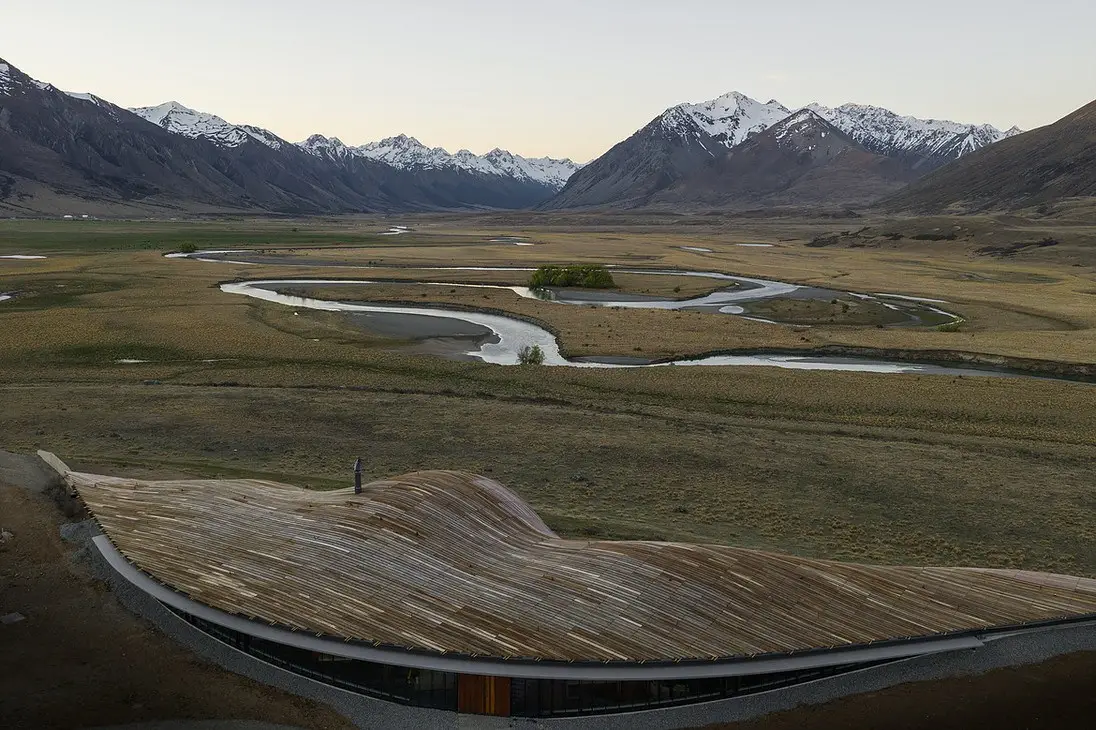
<box><xmin>0</xmin><ymin>59</ymin><xmax>377</xmax><ymax>213</ymax></box>
<box><xmin>541</xmin><ymin>94</ymin><xmax>790</xmax><ymax>210</ymax></box>
<box><xmin>535</xmin><ymin>114</ymin><xmax>720</xmax><ymax>210</ymax></box>
<box><xmin>884</xmin><ymin>99</ymin><xmax>1096</xmax><ymax>213</ymax></box>
<box><xmin>0</xmin><ymin>58</ymin><xmax>571</xmax><ymax>215</ymax></box>
<box><xmin>649</xmin><ymin>111</ymin><xmax>914</xmax><ymax>209</ymax></box>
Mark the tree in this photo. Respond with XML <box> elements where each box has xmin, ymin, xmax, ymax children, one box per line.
<box><xmin>518</xmin><ymin>344</ymin><xmax>545</xmax><ymax>365</ymax></box>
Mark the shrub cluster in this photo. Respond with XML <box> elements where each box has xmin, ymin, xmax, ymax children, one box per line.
<box><xmin>518</xmin><ymin>344</ymin><xmax>546</xmax><ymax>365</ymax></box>
<box><xmin>528</xmin><ymin>265</ymin><xmax>615</xmax><ymax>289</ymax></box>
<box><xmin>910</xmin><ymin>233</ymin><xmax>957</xmax><ymax>241</ymax></box>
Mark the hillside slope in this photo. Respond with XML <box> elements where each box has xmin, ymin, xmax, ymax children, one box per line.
<box><xmin>541</xmin><ymin>94</ymin><xmax>789</xmax><ymax>210</ymax></box>
<box><xmin>649</xmin><ymin>111</ymin><xmax>914</xmax><ymax>209</ymax></box>
<box><xmin>0</xmin><ymin>58</ymin><xmax>578</xmax><ymax>215</ymax></box>
<box><xmin>884</xmin><ymin>99</ymin><xmax>1096</xmax><ymax>212</ymax></box>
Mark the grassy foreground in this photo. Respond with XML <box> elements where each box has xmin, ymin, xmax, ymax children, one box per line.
<box><xmin>1</xmin><ymin>216</ymin><xmax>1094</xmax><ymax>577</ymax></box>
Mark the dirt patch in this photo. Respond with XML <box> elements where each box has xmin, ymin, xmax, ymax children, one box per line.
<box><xmin>0</xmin><ymin>455</ymin><xmax>352</xmax><ymax>730</ymax></box>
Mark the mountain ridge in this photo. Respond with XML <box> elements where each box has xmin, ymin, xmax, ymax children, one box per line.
<box><xmin>0</xmin><ymin>58</ymin><xmax>422</xmax><ymax>216</ymax></box>
<box><xmin>128</xmin><ymin>103</ymin><xmax>581</xmax><ymax>189</ymax></box>
<box><xmin>131</xmin><ymin>101</ymin><xmax>288</xmax><ymax>150</ymax></box>
<box><xmin>7</xmin><ymin>55</ymin><xmax>1071</xmax><ymax>217</ymax></box>
<box><xmin>0</xmin><ymin>57</ymin><xmax>575</xmax><ymax>215</ymax></box>
<box><xmin>543</xmin><ymin>91</ymin><xmax>1020</xmax><ymax>210</ymax></box>
<box><xmin>644</xmin><ymin>109</ymin><xmax>916</xmax><ymax>210</ymax></box>
<box><xmin>883</xmin><ymin>98</ymin><xmax>1096</xmax><ymax>212</ymax></box>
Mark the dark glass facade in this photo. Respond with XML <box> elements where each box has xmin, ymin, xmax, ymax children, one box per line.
<box><xmin>167</xmin><ymin>605</ymin><xmax>890</xmax><ymax>717</ymax></box>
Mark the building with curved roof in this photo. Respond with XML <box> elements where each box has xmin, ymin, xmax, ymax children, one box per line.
<box><xmin>46</xmin><ymin>452</ymin><xmax>1096</xmax><ymax>721</ymax></box>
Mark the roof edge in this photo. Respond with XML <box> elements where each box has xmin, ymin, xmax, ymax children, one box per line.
<box><xmin>94</xmin><ymin>534</ymin><xmax>1001</xmax><ymax>680</ymax></box>
<box><xmin>37</xmin><ymin>450</ymin><xmax>72</xmax><ymax>476</ymax></box>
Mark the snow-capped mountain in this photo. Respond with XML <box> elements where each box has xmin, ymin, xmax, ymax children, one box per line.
<box><xmin>299</xmin><ymin>132</ymin><xmax>581</xmax><ymax>189</ymax></box>
<box><xmin>355</xmin><ymin>134</ymin><xmax>462</xmax><ymax>169</ymax></box>
<box><xmin>298</xmin><ymin>133</ymin><xmax>356</xmax><ymax>159</ymax></box>
<box><xmin>544</xmin><ymin>91</ymin><xmax>801</xmax><ymax>209</ymax></box>
<box><xmin>131</xmin><ymin>101</ymin><xmax>287</xmax><ymax>150</ymax></box>
<box><xmin>0</xmin><ymin>57</ymin><xmax>380</xmax><ymax>215</ymax></box>
<box><xmin>807</xmin><ymin>103</ymin><xmax>1021</xmax><ymax>163</ymax></box>
<box><xmin>655</xmin><ymin>91</ymin><xmax>1018</xmax><ymax>164</ymax></box>
<box><xmin>128</xmin><ymin>100</ymin><xmax>582</xmax><ymax>190</ymax></box>
<box><xmin>649</xmin><ymin>109</ymin><xmax>916</xmax><ymax>210</ymax></box>
<box><xmin>482</xmin><ymin>148</ymin><xmax>579</xmax><ymax>189</ymax></box>
<box><xmin>661</xmin><ymin>92</ymin><xmax>791</xmax><ymax>150</ymax></box>
<box><xmin>4</xmin><ymin>52</ymin><xmax>1051</xmax><ymax>216</ymax></box>
<box><xmin>2</xmin><ymin>61</ymin><xmax>118</xmax><ymax>115</ymax></box>
<box><xmin>0</xmin><ymin>56</ymin><xmax>575</xmax><ymax>215</ymax></box>
<box><xmin>544</xmin><ymin>91</ymin><xmax>1022</xmax><ymax>209</ymax></box>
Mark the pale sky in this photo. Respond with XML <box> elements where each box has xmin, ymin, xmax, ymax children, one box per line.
<box><xmin>3</xmin><ymin>1</ymin><xmax>1094</xmax><ymax>161</ymax></box>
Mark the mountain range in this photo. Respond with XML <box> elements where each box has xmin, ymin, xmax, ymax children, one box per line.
<box><xmin>0</xmin><ymin>58</ymin><xmax>580</xmax><ymax>216</ymax></box>
<box><xmin>133</xmin><ymin>101</ymin><xmax>579</xmax><ymax>189</ymax></box>
<box><xmin>6</xmin><ymin>55</ymin><xmax>1085</xmax><ymax>217</ymax></box>
<box><xmin>543</xmin><ymin>91</ymin><xmax>1022</xmax><ymax>210</ymax></box>
<box><xmin>641</xmin><ymin>109</ymin><xmax>915</xmax><ymax>210</ymax></box>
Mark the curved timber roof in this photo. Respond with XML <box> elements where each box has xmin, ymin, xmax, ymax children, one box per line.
<box><xmin>66</xmin><ymin>467</ymin><xmax>1096</xmax><ymax>664</ymax></box>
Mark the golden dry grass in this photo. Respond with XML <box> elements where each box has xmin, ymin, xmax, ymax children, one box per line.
<box><xmin>87</xmin><ymin>214</ymin><xmax>1092</xmax><ymax>365</ymax></box>
<box><xmin>4</xmin><ymin>378</ymin><xmax>1095</xmax><ymax>578</ymax></box>
<box><xmin>1</xmin><ymin>217</ymin><xmax>1094</xmax><ymax>578</ymax></box>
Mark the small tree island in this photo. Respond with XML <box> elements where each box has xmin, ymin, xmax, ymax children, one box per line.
<box><xmin>528</xmin><ymin>265</ymin><xmax>615</xmax><ymax>289</ymax></box>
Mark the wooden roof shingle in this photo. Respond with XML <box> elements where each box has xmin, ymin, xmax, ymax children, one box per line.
<box><xmin>70</xmin><ymin>469</ymin><xmax>1096</xmax><ymax>663</ymax></box>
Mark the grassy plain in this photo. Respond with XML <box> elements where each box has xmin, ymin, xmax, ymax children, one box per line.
<box><xmin>33</xmin><ymin>212</ymin><xmax>1086</xmax><ymax>364</ymax></box>
<box><xmin>1</xmin><ymin>214</ymin><xmax>1094</xmax><ymax>577</ymax></box>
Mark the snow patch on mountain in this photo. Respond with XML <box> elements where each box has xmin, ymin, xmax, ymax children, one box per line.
<box><xmin>649</xmin><ymin>90</ymin><xmax>1018</xmax><ymax>162</ymax></box>
<box><xmin>483</xmin><ymin>148</ymin><xmax>580</xmax><ymax>189</ymax></box>
<box><xmin>299</xmin><ymin>133</ymin><xmax>582</xmax><ymax>189</ymax></box>
<box><xmin>298</xmin><ymin>134</ymin><xmax>355</xmax><ymax>159</ymax></box>
<box><xmin>0</xmin><ymin>62</ymin><xmax>17</xmax><ymax>94</ymax></box>
<box><xmin>238</xmin><ymin>124</ymin><xmax>287</xmax><ymax>150</ymax></box>
<box><xmin>356</xmin><ymin>134</ymin><xmax>455</xmax><ymax>169</ymax></box>
<box><xmin>64</xmin><ymin>91</ymin><xmax>114</xmax><ymax>109</ymax></box>
<box><xmin>806</xmin><ymin>102</ymin><xmax>1018</xmax><ymax>159</ymax></box>
<box><xmin>771</xmin><ymin>109</ymin><xmax>828</xmax><ymax>141</ymax></box>
<box><xmin>669</xmin><ymin>92</ymin><xmax>792</xmax><ymax>148</ymax></box>
<box><xmin>130</xmin><ymin>101</ymin><xmax>285</xmax><ymax>150</ymax></box>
